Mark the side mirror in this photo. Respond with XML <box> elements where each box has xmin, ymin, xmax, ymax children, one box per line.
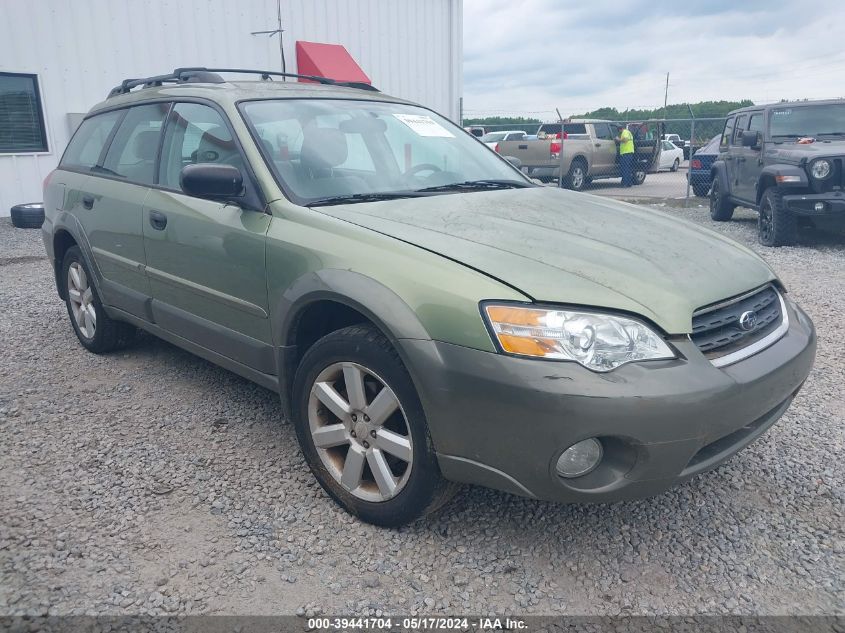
<box><xmin>180</xmin><ymin>164</ymin><xmax>244</xmax><ymax>199</ymax></box>
<box><xmin>503</xmin><ymin>155</ymin><xmax>523</xmax><ymax>169</ymax></box>
<box><xmin>742</xmin><ymin>131</ymin><xmax>761</xmax><ymax>149</ymax></box>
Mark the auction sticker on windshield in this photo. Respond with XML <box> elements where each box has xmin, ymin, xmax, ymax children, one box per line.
<box><xmin>393</xmin><ymin>113</ymin><xmax>455</xmax><ymax>137</ymax></box>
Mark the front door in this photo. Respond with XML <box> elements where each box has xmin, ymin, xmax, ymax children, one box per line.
<box><xmin>141</xmin><ymin>102</ymin><xmax>273</xmax><ymax>374</ymax></box>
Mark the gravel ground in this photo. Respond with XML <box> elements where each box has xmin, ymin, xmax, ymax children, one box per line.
<box><xmin>0</xmin><ymin>206</ymin><xmax>842</xmax><ymax>618</ymax></box>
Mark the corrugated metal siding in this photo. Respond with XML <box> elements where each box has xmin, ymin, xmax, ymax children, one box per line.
<box><xmin>0</xmin><ymin>0</ymin><xmax>462</xmax><ymax>215</ymax></box>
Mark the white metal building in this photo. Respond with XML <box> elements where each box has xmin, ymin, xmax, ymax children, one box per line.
<box><xmin>0</xmin><ymin>0</ymin><xmax>463</xmax><ymax>215</ymax></box>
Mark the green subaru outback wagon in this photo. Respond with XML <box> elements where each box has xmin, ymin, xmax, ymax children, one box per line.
<box><xmin>41</xmin><ymin>68</ymin><xmax>816</xmax><ymax>526</ymax></box>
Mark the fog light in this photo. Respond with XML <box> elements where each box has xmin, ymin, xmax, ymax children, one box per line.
<box><xmin>556</xmin><ymin>438</ymin><xmax>603</xmax><ymax>478</ymax></box>
<box><xmin>814</xmin><ymin>202</ymin><xmax>825</xmax><ymax>212</ymax></box>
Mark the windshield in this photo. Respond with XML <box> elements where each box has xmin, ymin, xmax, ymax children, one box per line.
<box><xmin>480</xmin><ymin>132</ymin><xmax>507</xmax><ymax>142</ymax></box>
<box><xmin>240</xmin><ymin>99</ymin><xmax>527</xmax><ymax>205</ymax></box>
<box><xmin>769</xmin><ymin>104</ymin><xmax>845</xmax><ymax>138</ymax></box>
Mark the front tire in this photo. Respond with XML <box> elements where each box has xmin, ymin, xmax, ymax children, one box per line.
<box><xmin>709</xmin><ymin>178</ymin><xmax>735</xmax><ymax>221</ymax></box>
<box><xmin>692</xmin><ymin>182</ymin><xmax>710</xmax><ymax>197</ymax></box>
<box><xmin>759</xmin><ymin>187</ymin><xmax>797</xmax><ymax>246</ymax></box>
<box><xmin>291</xmin><ymin>324</ymin><xmax>457</xmax><ymax>526</ymax></box>
<box><xmin>633</xmin><ymin>168</ymin><xmax>646</xmax><ymax>185</ymax></box>
<box><xmin>62</xmin><ymin>246</ymin><xmax>135</xmax><ymax>353</ymax></box>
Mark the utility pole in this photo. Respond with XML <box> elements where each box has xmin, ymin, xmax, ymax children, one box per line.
<box><xmin>251</xmin><ymin>0</ymin><xmax>287</xmax><ymax>78</ymax></box>
<box><xmin>663</xmin><ymin>72</ymin><xmax>670</xmax><ymax>115</ymax></box>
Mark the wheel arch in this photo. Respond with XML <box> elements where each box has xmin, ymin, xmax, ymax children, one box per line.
<box><xmin>274</xmin><ymin>269</ymin><xmax>433</xmax><ymax>419</ymax></box>
<box><xmin>756</xmin><ymin>164</ymin><xmax>808</xmax><ymax>204</ymax></box>
<box><xmin>710</xmin><ymin>160</ymin><xmax>730</xmax><ymax>195</ymax></box>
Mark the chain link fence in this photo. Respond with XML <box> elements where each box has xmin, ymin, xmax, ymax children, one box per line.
<box><xmin>468</xmin><ymin>118</ymin><xmax>727</xmax><ymax>201</ymax></box>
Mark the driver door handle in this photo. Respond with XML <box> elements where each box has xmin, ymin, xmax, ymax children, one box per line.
<box><xmin>148</xmin><ymin>209</ymin><xmax>168</xmax><ymax>231</ymax></box>
<box><xmin>518</xmin><ymin>144</ymin><xmax>528</xmax><ymax>149</ymax></box>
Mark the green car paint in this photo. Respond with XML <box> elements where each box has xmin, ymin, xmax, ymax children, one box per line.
<box><xmin>40</xmin><ymin>77</ymin><xmax>815</xmax><ymax>512</ymax></box>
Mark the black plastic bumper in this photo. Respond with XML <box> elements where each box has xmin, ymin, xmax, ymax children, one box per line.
<box><xmin>400</xmin><ymin>300</ymin><xmax>816</xmax><ymax>503</ymax></box>
<box><xmin>783</xmin><ymin>191</ymin><xmax>845</xmax><ymax>216</ymax></box>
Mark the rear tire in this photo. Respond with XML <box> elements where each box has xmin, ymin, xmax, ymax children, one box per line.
<box><xmin>692</xmin><ymin>182</ymin><xmax>710</xmax><ymax>197</ymax></box>
<box><xmin>670</xmin><ymin>158</ymin><xmax>680</xmax><ymax>172</ymax></box>
<box><xmin>291</xmin><ymin>324</ymin><xmax>458</xmax><ymax>527</ymax></box>
<box><xmin>758</xmin><ymin>187</ymin><xmax>797</xmax><ymax>246</ymax></box>
<box><xmin>10</xmin><ymin>203</ymin><xmax>45</xmax><ymax>229</ymax></box>
<box><xmin>62</xmin><ymin>246</ymin><xmax>136</xmax><ymax>353</ymax></box>
<box><xmin>565</xmin><ymin>160</ymin><xmax>587</xmax><ymax>191</ymax></box>
<box><xmin>709</xmin><ymin>178</ymin><xmax>735</xmax><ymax>221</ymax></box>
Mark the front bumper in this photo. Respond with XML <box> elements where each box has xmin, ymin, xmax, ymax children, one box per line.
<box><xmin>783</xmin><ymin>191</ymin><xmax>845</xmax><ymax>216</ymax></box>
<box><xmin>400</xmin><ymin>300</ymin><xmax>816</xmax><ymax>502</ymax></box>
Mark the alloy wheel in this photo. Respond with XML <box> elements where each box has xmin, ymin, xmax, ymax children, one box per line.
<box><xmin>67</xmin><ymin>262</ymin><xmax>96</xmax><ymax>339</ymax></box>
<box><xmin>308</xmin><ymin>362</ymin><xmax>413</xmax><ymax>502</ymax></box>
<box><xmin>570</xmin><ymin>166</ymin><xmax>584</xmax><ymax>189</ymax></box>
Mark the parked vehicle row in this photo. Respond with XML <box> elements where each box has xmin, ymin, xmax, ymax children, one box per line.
<box><xmin>37</xmin><ymin>68</ymin><xmax>815</xmax><ymax>525</ymax></box>
<box><xmin>495</xmin><ymin>120</ymin><xmax>659</xmax><ymax>190</ymax></box>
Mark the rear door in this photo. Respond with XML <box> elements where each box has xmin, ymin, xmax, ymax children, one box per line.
<box><xmin>590</xmin><ymin>123</ymin><xmax>616</xmax><ymax>174</ymax></box>
<box><xmin>142</xmin><ymin>101</ymin><xmax>273</xmax><ymax>373</ymax></box>
<box><xmin>68</xmin><ymin>103</ymin><xmax>170</xmax><ymax>317</ymax></box>
<box><xmin>721</xmin><ymin>114</ymin><xmax>744</xmax><ymax>199</ymax></box>
<box><xmin>735</xmin><ymin>111</ymin><xmax>764</xmax><ymax>202</ymax></box>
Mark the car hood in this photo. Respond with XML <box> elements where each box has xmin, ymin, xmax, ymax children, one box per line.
<box><xmin>767</xmin><ymin>138</ymin><xmax>845</xmax><ymax>160</ymax></box>
<box><xmin>314</xmin><ymin>187</ymin><xmax>777</xmax><ymax>334</ymax></box>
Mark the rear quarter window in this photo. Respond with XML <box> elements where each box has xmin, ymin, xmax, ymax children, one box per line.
<box><xmin>59</xmin><ymin>110</ymin><xmax>123</xmax><ymax>171</ymax></box>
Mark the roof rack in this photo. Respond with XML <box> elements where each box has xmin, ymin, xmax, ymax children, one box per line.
<box><xmin>107</xmin><ymin>67</ymin><xmax>379</xmax><ymax>98</ymax></box>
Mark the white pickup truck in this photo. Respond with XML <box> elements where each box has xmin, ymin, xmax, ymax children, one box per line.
<box><xmin>495</xmin><ymin>119</ymin><xmax>659</xmax><ymax>190</ymax></box>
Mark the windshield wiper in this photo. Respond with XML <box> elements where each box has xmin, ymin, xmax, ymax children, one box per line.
<box><xmin>308</xmin><ymin>191</ymin><xmax>425</xmax><ymax>207</ymax></box>
<box><xmin>816</xmin><ymin>131</ymin><xmax>845</xmax><ymax>136</ymax></box>
<box><xmin>415</xmin><ymin>179</ymin><xmax>531</xmax><ymax>193</ymax></box>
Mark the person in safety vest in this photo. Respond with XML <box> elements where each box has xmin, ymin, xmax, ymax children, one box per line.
<box><xmin>615</xmin><ymin>123</ymin><xmax>635</xmax><ymax>187</ymax></box>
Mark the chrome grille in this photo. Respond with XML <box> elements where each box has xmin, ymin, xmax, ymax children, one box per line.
<box><xmin>691</xmin><ymin>285</ymin><xmax>786</xmax><ymax>363</ymax></box>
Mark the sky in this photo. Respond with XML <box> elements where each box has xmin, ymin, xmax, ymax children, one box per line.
<box><xmin>463</xmin><ymin>0</ymin><xmax>845</xmax><ymax>120</ymax></box>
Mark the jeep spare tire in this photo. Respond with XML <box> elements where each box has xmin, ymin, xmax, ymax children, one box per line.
<box><xmin>10</xmin><ymin>203</ymin><xmax>45</xmax><ymax>229</ymax></box>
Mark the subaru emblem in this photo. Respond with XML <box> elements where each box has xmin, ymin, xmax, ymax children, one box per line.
<box><xmin>739</xmin><ymin>310</ymin><xmax>758</xmax><ymax>331</ymax></box>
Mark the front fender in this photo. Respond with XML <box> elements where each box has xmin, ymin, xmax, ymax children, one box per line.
<box><xmin>273</xmin><ymin>269</ymin><xmax>435</xmax><ymax>417</ymax></box>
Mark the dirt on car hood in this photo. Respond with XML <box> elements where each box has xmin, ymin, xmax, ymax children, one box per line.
<box><xmin>314</xmin><ymin>186</ymin><xmax>777</xmax><ymax>334</ymax></box>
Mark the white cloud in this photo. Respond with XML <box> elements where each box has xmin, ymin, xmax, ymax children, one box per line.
<box><xmin>463</xmin><ymin>0</ymin><xmax>845</xmax><ymax>119</ymax></box>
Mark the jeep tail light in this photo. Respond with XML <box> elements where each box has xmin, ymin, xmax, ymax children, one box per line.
<box><xmin>494</xmin><ymin>143</ymin><xmax>500</xmax><ymax>153</ymax></box>
<box><xmin>550</xmin><ymin>141</ymin><xmax>561</xmax><ymax>155</ymax></box>
<box><xmin>691</xmin><ymin>159</ymin><xmax>702</xmax><ymax>169</ymax></box>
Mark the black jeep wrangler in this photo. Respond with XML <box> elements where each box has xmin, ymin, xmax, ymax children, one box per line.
<box><xmin>709</xmin><ymin>99</ymin><xmax>845</xmax><ymax>246</ymax></box>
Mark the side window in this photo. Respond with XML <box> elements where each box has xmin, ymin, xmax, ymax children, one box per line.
<box><xmin>563</xmin><ymin>123</ymin><xmax>587</xmax><ymax>136</ymax></box>
<box><xmin>748</xmin><ymin>113</ymin><xmax>764</xmax><ymax>134</ymax></box>
<box><xmin>101</xmin><ymin>103</ymin><xmax>170</xmax><ymax>184</ymax></box>
<box><xmin>159</xmin><ymin>103</ymin><xmax>244</xmax><ymax>190</ymax></box>
<box><xmin>593</xmin><ymin>123</ymin><xmax>613</xmax><ymax>140</ymax></box>
<box><xmin>59</xmin><ymin>111</ymin><xmax>122</xmax><ymax>171</ymax></box>
<box><xmin>721</xmin><ymin>117</ymin><xmax>735</xmax><ymax>148</ymax></box>
<box><xmin>731</xmin><ymin>115</ymin><xmax>747</xmax><ymax>145</ymax></box>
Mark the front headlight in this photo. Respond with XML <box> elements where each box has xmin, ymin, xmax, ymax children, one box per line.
<box><xmin>483</xmin><ymin>304</ymin><xmax>675</xmax><ymax>372</ymax></box>
<box><xmin>810</xmin><ymin>159</ymin><xmax>831</xmax><ymax>180</ymax></box>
